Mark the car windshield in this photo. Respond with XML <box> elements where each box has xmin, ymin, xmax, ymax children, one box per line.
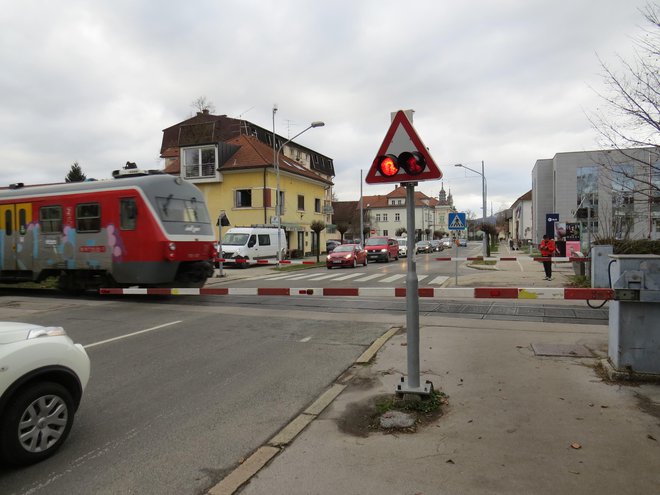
<box><xmin>222</xmin><ymin>233</ymin><xmax>249</xmax><ymax>245</ymax></box>
<box><xmin>365</xmin><ymin>238</ymin><xmax>386</xmax><ymax>246</ymax></box>
<box><xmin>333</xmin><ymin>245</ymin><xmax>354</xmax><ymax>253</ymax></box>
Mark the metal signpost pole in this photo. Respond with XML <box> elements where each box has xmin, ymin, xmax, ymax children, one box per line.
<box><xmin>217</xmin><ymin>213</ymin><xmax>224</xmax><ymax>278</ymax></box>
<box><xmin>405</xmin><ymin>182</ymin><xmax>421</xmax><ymax>392</ymax></box>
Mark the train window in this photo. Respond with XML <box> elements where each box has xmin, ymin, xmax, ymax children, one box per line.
<box><xmin>120</xmin><ymin>198</ymin><xmax>137</xmax><ymax>230</ymax></box>
<box><xmin>76</xmin><ymin>203</ymin><xmax>101</xmax><ymax>232</ymax></box>
<box><xmin>40</xmin><ymin>206</ymin><xmax>62</xmax><ymax>233</ymax></box>
<box><xmin>3</xmin><ymin>210</ymin><xmax>11</xmax><ymax>236</ymax></box>
<box><xmin>156</xmin><ymin>196</ymin><xmax>210</xmax><ymax>223</ymax></box>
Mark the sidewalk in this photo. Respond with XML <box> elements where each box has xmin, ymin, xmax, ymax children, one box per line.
<box><xmin>206</xmin><ymin>247</ymin><xmax>660</xmax><ymax>495</ymax></box>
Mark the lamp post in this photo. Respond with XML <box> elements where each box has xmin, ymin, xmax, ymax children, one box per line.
<box><xmin>274</xmin><ymin>120</ymin><xmax>325</xmax><ymax>261</ymax></box>
<box><xmin>455</xmin><ymin>161</ymin><xmax>487</xmax><ymax>258</ymax></box>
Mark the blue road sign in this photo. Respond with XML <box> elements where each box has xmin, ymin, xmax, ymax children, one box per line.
<box><xmin>448</xmin><ymin>212</ymin><xmax>467</xmax><ymax>231</ymax></box>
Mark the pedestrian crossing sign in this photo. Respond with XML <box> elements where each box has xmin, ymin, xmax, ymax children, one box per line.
<box><xmin>448</xmin><ymin>212</ymin><xmax>467</xmax><ymax>230</ymax></box>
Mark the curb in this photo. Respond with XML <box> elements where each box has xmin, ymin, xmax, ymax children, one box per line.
<box><xmin>205</xmin><ymin>326</ymin><xmax>400</xmax><ymax>495</ymax></box>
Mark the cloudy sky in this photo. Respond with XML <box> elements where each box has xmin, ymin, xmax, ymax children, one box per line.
<box><xmin>0</xmin><ymin>0</ymin><xmax>652</xmax><ymax>216</ymax></box>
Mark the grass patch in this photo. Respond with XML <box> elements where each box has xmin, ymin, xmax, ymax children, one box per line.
<box><xmin>568</xmin><ymin>275</ymin><xmax>591</xmax><ymax>288</ymax></box>
<box><xmin>469</xmin><ymin>259</ymin><xmax>497</xmax><ymax>266</ymax></box>
<box><xmin>374</xmin><ymin>389</ymin><xmax>448</xmax><ymax>415</ymax></box>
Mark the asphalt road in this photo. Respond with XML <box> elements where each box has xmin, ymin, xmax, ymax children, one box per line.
<box><xmin>0</xmin><ymin>295</ymin><xmax>389</xmax><ymax>495</ymax></box>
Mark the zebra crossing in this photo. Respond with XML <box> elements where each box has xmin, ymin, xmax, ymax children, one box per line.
<box><xmin>240</xmin><ymin>270</ymin><xmax>449</xmax><ymax>285</ymax></box>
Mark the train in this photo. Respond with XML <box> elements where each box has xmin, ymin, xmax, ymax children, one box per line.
<box><xmin>0</xmin><ymin>171</ymin><xmax>216</xmax><ymax>291</ymax></box>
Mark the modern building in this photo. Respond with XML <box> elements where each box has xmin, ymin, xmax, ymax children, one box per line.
<box><xmin>160</xmin><ymin>111</ymin><xmax>335</xmax><ymax>255</ymax></box>
<box><xmin>532</xmin><ymin>147</ymin><xmax>660</xmax><ymax>248</ymax></box>
<box><xmin>509</xmin><ymin>190</ymin><xmax>532</xmax><ymax>245</ymax></box>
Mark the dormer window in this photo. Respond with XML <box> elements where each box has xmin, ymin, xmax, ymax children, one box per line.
<box><xmin>181</xmin><ymin>145</ymin><xmax>218</xmax><ymax>182</ymax></box>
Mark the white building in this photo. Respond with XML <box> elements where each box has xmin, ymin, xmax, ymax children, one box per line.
<box><xmin>509</xmin><ymin>190</ymin><xmax>532</xmax><ymax>244</ymax></box>
<box><xmin>363</xmin><ymin>184</ymin><xmax>456</xmax><ymax>240</ymax></box>
<box><xmin>532</xmin><ymin>147</ymin><xmax>660</xmax><ymax>246</ymax></box>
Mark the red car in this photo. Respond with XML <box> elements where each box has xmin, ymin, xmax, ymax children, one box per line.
<box><xmin>326</xmin><ymin>244</ymin><xmax>367</xmax><ymax>269</ymax></box>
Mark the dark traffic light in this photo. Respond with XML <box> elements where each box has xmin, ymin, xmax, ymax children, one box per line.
<box><xmin>373</xmin><ymin>152</ymin><xmax>426</xmax><ymax>179</ymax></box>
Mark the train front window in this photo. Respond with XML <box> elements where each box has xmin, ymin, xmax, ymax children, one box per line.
<box><xmin>40</xmin><ymin>206</ymin><xmax>62</xmax><ymax>233</ymax></box>
<box><xmin>156</xmin><ymin>196</ymin><xmax>210</xmax><ymax>224</ymax></box>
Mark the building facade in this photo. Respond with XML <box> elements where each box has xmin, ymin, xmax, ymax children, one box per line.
<box><xmin>160</xmin><ymin>111</ymin><xmax>335</xmax><ymax>255</ymax></box>
<box><xmin>532</xmin><ymin>147</ymin><xmax>660</xmax><ymax>247</ymax></box>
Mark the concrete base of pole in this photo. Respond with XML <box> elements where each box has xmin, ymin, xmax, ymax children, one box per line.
<box><xmin>395</xmin><ymin>376</ymin><xmax>434</xmax><ymax>397</ymax></box>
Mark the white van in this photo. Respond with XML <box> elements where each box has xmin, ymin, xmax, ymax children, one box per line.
<box><xmin>219</xmin><ymin>227</ymin><xmax>287</xmax><ymax>266</ymax></box>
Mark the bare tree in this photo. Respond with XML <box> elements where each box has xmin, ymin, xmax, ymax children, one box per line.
<box><xmin>192</xmin><ymin>96</ymin><xmax>215</xmax><ymax>114</ymax></box>
<box><xmin>588</xmin><ymin>3</ymin><xmax>659</xmax><ymax>197</ymax></box>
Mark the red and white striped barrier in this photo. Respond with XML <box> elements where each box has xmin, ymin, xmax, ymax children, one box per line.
<box><xmin>99</xmin><ymin>287</ymin><xmax>613</xmax><ymax>300</ymax></box>
<box><xmin>434</xmin><ymin>257</ymin><xmax>590</xmax><ymax>262</ymax></box>
<box><xmin>216</xmin><ymin>258</ymin><xmax>318</xmax><ymax>265</ymax></box>
<box><xmin>215</xmin><ymin>257</ymin><xmax>590</xmax><ymax>265</ymax></box>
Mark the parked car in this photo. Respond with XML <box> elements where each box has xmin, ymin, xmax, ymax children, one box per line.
<box><xmin>365</xmin><ymin>236</ymin><xmax>399</xmax><ymax>263</ymax></box>
<box><xmin>395</xmin><ymin>237</ymin><xmax>408</xmax><ymax>257</ymax></box>
<box><xmin>430</xmin><ymin>240</ymin><xmax>443</xmax><ymax>252</ymax></box>
<box><xmin>415</xmin><ymin>240</ymin><xmax>433</xmax><ymax>254</ymax></box>
<box><xmin>326</xmin><ymin>239</ymin><xmax>342</xmax><ymax>253</ymax></box>
<box><xmin>458</xmin><ymin>238</ymin><xmax>468</xmax><ymax>247</ymax></box>
<box><xmin>0</xmin><ymin>322</ymin><xmax>90</xmax><ymax>466</ymax></box>
<box><xmin>441</xmin><ymin>238</ymin><xmax>453</xmax><ymax>248</ymax></box>
<box><xmin>326</xmin><ymin>244</ymin><xmax>367</xmax><ymax>269</ymax></box>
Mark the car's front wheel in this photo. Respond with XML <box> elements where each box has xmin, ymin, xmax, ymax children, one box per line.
<box><xmin>0</xmin><ymin>382</ymin><xmax>75</xmax><ymax>466</ymax></box>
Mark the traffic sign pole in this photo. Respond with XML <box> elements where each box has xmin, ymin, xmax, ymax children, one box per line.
<box><xmin>396</xmin><ymin>182</ymin><xmax>433</xmax><ymax>398</ymax></box>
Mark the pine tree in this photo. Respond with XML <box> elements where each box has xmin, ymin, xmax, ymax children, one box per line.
<box><xmin>65</xmin><ymin>162</ymin><xmax>86</xmax><ymax>182</ymax></box>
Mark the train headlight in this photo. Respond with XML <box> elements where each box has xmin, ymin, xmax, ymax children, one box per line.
<box><xmin>166</xmin><ymin>242</ymin><xmax>176</xmax><ymax>260</ymax></box>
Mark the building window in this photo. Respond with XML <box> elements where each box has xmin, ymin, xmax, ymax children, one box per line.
<box><xmin>315</xmin><ymin>198</ymin><xmax>321</xmax><ymax>213</ymax></box>
<box><xmin>76</xmin><ymin>203</ymin><xmax>101</xmax><ymax>232</ymax></box>
<box><xmin>120</xmin><ymin>198</ymin><xmax>137</xmax><ymax>230</ymax></box>
<box><xmin>398</xmin><ymin>200</ymin><xmax>402</xmax><ymax>205</ymax></box>
<box><xmin>383</xmin><ymin>213</ymin><xmax>388</xmax><ymax>222</ymax></box>
<box><xmin>376</xmin><ymin>213</ymin><xmax>381</xmax><ymax>222</ymax></box>
<box><xmin>236</xmin><ymin>189</ymin><xmax>252</xmax><ymax>208</ymax></box>
<box><xmin>39</xmin><ymin>206</ymin><xmax>62</xmax><ymax>234</ymax></box>
<box><xmin>395</xmin><ymin>213</ymin><xmax>400</xmax><ymax>222</ymax></box>
<box><xmin>182</xmin><ymin>146</ymin><xmax>216</xmax><ymax>179</ymax></box>
<box><xmin>383</xmin><ymin>230</ymin><xmax>389</xmax><ymax>236</ymax></box>
<box><xmin>297</xmin><ymin>194</ymin><xmax>305</xmax><ymax>211</ymax></box>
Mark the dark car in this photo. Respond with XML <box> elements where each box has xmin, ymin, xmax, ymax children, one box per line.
<box><xmin>326</xmin><ymin>239</ymin><xmax>342</xmax><ymax>252</ymax></box>
<box><xmin>326</xmin><ymin>244</ymin><xmax>367</xmax><ymax>269</ymax></box>
<box><xmin>415</xmin><ymin>240</ymin><xmax>433</xmax><ymax>254</ymax></box>
<box><xmin>430</xmin><ymin>240</ymin><xmax>443</xmax><ymax>252</ymax></box>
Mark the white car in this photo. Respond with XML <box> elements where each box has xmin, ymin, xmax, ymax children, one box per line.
<box><xmin>0</xmin><ymin>322</ymin><xmax>90</xmax><ymax>466</ymax></box>
<box><xmin>395</xmin><ymin>238</ymin><xmax>408</xmax><ymax>257</ymax></box>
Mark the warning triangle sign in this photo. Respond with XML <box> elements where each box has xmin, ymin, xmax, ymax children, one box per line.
<box><xmin>365</xmin><ymin>110</ymin><xmax>442</xmax><ymax>184</ymax></box>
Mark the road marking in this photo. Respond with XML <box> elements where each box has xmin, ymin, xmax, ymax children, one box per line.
<box><xmin>286</xmin><ymin>272</ymin><xmax>330</xmax><ymax>280</ymax></box>
<box><xmin>352</xmin><ymin>273</ymin><xmax>385</xmax><ymax>282</ymax></box>
<box><xmin>332</xmin><ymin>272</ymin><xmax>366</xmax><ymax>281</ymax></box>
<box><xmin>429</xmin><ymin>275</ymin><xmax>449</xmax><ymax>285</ymax></box>
<box><xmin>299</xmin><ymin>336</ymin><xmax>312</xmax><ymax>342</ymax></box>
<box><xmin>306</xmin><ymin>272</ymin><xmax>348</xmax><ymax>281</ymax></box>
<box><xmin>381</xmin><ymin>274</ymin><xmax>405</xmax><ymax>282</ymax></box>
<box><xmin>84</xmin><ymin>321</ymin><xmax>182</xmax><ymax>349</ymax></box>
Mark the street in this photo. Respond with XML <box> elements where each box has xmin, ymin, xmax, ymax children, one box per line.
<box><xmin>0</xmin><ymin>245</ymin><xmax>609</xmax><ymax>494</ymax></box>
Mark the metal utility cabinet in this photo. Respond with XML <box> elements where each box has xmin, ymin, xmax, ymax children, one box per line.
<box><xmin>609</xmin><ymin>254</ymin><xmax>660</xmax><ymax>375</ymax></box>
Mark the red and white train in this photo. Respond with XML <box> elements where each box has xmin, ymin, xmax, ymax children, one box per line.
<box><xmin>0</xmin><ymin>171</ymin><xmax>216</xmax><ymax>291</ymax></box>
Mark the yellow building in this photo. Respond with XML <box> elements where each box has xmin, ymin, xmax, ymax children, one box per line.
<box><xmin>160</xmin><ymin>111</ymin><xmax>335</xmax><ymax>256</ymax></box>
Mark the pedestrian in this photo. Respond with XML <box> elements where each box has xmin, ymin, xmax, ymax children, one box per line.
<box><xmin>539</xmin><ymin>234</ymin><xmax>557</xmax><ymax>280</ymax></box>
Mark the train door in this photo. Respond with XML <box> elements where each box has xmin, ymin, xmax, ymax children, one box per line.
<box><xmin>0</xmin><ymin>203</ymin><xmax>32</xmax><ymax>272</ymax></box>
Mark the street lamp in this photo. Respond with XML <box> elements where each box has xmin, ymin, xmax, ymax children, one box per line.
<box><xmin>455</xmin><ymin>161</ymin><xmax>487</xmax><ymax>257</ymax></box>
<box><xmin>274</xmin><ymin>120</ymin><xmax>325</xmax><ymax>261</ymax></box>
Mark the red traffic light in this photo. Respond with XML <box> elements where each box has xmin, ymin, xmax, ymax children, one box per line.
<box><xmin>399</xmin><ymin>151</ymin><xmax>426</xmax><ymax>175</ymax></box>
<box><xmin>375</xmin><ymin>154</ymin><xmax>399</xmax><ymax>177</ymax></box>
<box><xmin>373</xmin><ymin>152</ymin><xmax>426</xmax><ymax>179</ymax></box>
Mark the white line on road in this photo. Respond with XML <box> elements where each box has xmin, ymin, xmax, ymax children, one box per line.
<box><xmin>429</xmin><ymin>275</ymin><xmax>449</xmax><ymax>285</ymax></box>
<box><xmin>381</xmin><ymin>274</ymin><xmax>406</xmax><ymax>283</ymax></box>
<box><xmin>84</xmin><ymin>321</ymin><xmax>182</xmax><ymax>349</ymax></box>
<box><xmin>352</xmin><ymin>273</ymin><xmax>385</xmax><ymax>282</ymax></box>
<box><xmin>332</xmin><ymin>272</ymin><xmax>367</xmax><ymax>281</ymax></box>
<box><xmin>299</xmin><ymin>336</ymin><xmax>312</xmax><ymax>342</ymax></box>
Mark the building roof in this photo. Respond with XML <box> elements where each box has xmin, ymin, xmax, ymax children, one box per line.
<box><xmin>362</xmin><ymin>186</ymin><xmax>441</xmax><ymax>208</ymax></box>
<box><xmin>163</xmin><ymin>132</ymin><xmax>332</xmax><ymax>185</ymax></box>
<box><xmin>161</xmin><ymin>111</ymin><xmax>335</xmax><ymax>177</ymax></box>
